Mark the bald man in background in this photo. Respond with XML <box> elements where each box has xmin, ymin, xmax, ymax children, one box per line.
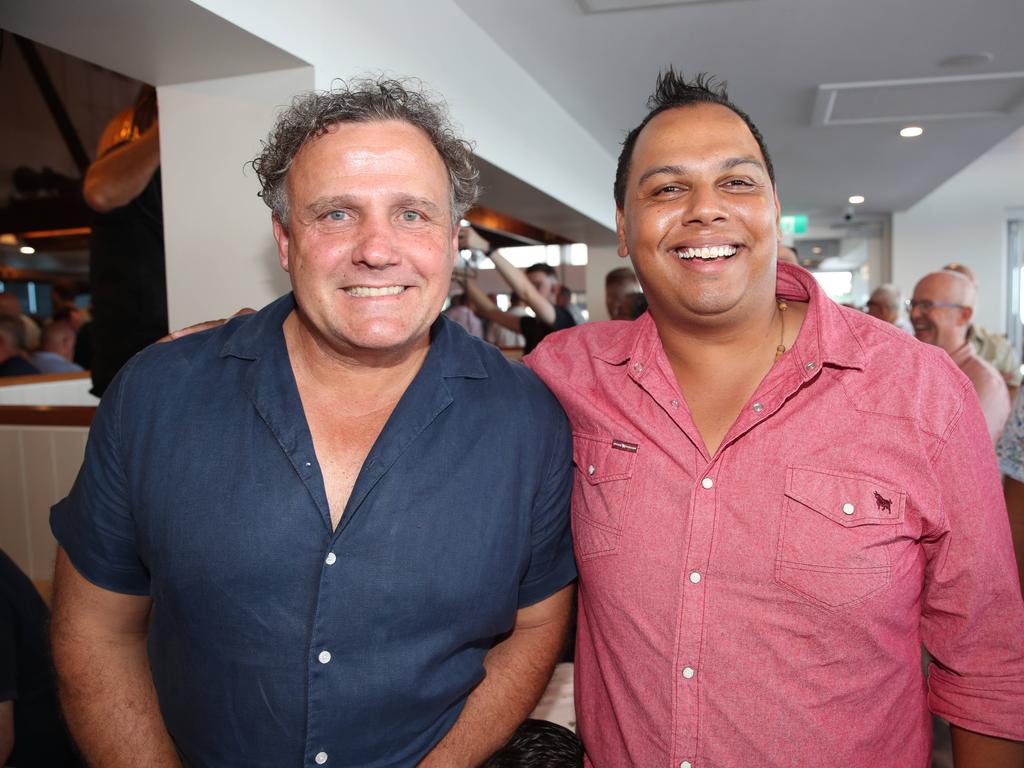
<box><xmin>911</xmin><ymin>271</ymin><xmax>1010</xmax><ymax>440</ymax></box>
<box><xmin>944</xmin><ymin>263</ymin><xmax>1022</xmax><ymax>400</ymax></box>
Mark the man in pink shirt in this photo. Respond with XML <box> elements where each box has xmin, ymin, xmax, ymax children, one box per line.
<box><xmin>526</xmin><ymin>70</ymin><xmax>1024</xmax><ymax>767</ymax></box>
<box><xmin>910</xmin><ymin>270</ymin><xmax>1011</xmax><ymax>440</ymax></box>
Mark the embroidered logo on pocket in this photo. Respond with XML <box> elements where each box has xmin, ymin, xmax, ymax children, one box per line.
<box><xmin>873</xmin><ymin>491</ymin><xmax>893</xmax><ymax>514</ymax></box>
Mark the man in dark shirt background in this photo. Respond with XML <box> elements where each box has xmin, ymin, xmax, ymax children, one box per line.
<box><xmin>0</xmin><ymin>551</ymin><xmax>80</xmax><ymax>767</ymax></box>
<box><xmin>0</xmin><ymin>318</ymin><xmax>39</xmax><ymax>378</ymax></box>
<box><xmin>82</xmin><ymin>84</ymin><xmax>166</xmax><ymax>397</ymax></box>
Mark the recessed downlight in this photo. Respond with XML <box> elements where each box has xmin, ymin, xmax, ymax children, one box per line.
<box><xmin>19</xmin><ymin>246</ymin><xmax>35</xmax><ymax>254</ymax></box>
<box><xmin>900</xmin><ymin>126</ymin><xmax>924</xmax><ymax>138</ymax></box>
<box><xmin>848</xmin><ymin>195</ymin><xmax>865</xmax><ymax>205</ymax></box>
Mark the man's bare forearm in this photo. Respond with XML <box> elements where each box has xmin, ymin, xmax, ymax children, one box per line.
<box><xmin>488</xmin><ymin>251</ymin><xmax>557</xmax><ymax>326</ymax></box>
<box><xmin>419</xmin><ymin>584</ymin><xmax>574</xmax><ymax>767</ymax></box>
<box><xmin>951</xmin><ymin>724</ymin><xmax>1024</xmax><ymax>768</ymax></box>
<box><xmin>0</xmin><ymin>700</ymin><xmax>13</xmax><ymax>765</ymax></box>
<box><xmin>464</xmin><ymin>280</ymin><xmax>524</xmax><ymax>335</ymax></box>
<box><xmin>83</xmin><ymin>123</ymin><xmax>160</xmax><ymax>213</ymax></box>
<box><xmin>51</xmin><ymin>551</ymin><xmax>180</xmax><ymax>768</ymax></box>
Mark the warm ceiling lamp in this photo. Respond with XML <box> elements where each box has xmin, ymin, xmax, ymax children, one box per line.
<box><xmin>19</xmin><ymin>246</ymin><xmax>35</xmax><ymax>254</ymax></box>
<box><xmin>848</xmin><ymin>195</ymin><xmax>865</xmax><ymax>205</ymax></box>
<box><xmin>900</xmin><ymin>126</ymin><xmax>924</xmax><ymax>138</ymax></box>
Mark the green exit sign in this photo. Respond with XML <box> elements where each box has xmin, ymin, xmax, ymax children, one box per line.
<box><xmin>780</xmin><ymin>215</ymin><xmax>808</xmax><ymax>235</ymax></box>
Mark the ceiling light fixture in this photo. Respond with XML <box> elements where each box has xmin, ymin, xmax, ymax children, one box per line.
<box><xmin>848</xmin><ymin>195</ymin><xmax>865</xmax><ymax>205</ymax></box>
<box><xmin>938</xmin><ymin>52</ymin><xmax>995</xmax><ymax>69</ymax></box>
<box><xmin>900</xmin><ymin>126</ymin><xmax>924</xmax><ymax>138</ymax></box>
<box><xmin>812</xmin><ymin>246</ymin><xmax>823</xmax><ymax>255</ymax></box>
<box><xmin>19</xmin><ymin>246</ymin><xmax>35</xmax><ymax>255</ymax></box>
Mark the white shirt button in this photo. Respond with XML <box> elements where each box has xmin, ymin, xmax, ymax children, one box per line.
<box><xmin>701</xmin><ymin>477</ymin><xmax>713</xmax><ymax>489</ymax></box>
<box><xmin>682</xmin><ymin>666</ymin><xmax>695</xmax><ymax>679</ymax></box>
<box><xmin>315</xmin><ymin>752</ymin><xmax>328</xmax><ymax>765</ymax></box>
<box><xmin>633</xmin><ymin>362</ymin><xmax>644</xmax><ymax>373</ymax></box>
<box><xmin>670</xmin><ymin>399</ymin><xmax>680</xmax><ymax>408</ymax></box>
<box><xmin>842</xmin><ymin>503</ymin><xmax>855</xmax><ymax>515</ymax></box>
<box><xmin>805</xmin><ymin>362</ymin><xmax>817</xmax><ymax>371</ymax></box>
<box><xmin>681</xmin><ymin>761</ymin><xmax>692</xmax><ymax>768</ymax></box>
<box><xmin>318</xmin><ymin>650</ymin><xmax>332</xmax><ymax>664</ymax></box>
<box><xmin>689</xmin><ymin>571</ymin><xmax>701</xmax><ymax>584</ymax></box>
<box><xmin>752</xmin><ymin>402</ymin><xmax>764</xmax><ymax>413</ymax></box>
<box><xmin>587</xmin><ymin>464</ymin><xmax>596</xmax><ymax>476</ymax></box>
<box><xmin>325</xmin><ymin>552</ymin><xmax>337</xmax><ymax>565</ymax></box>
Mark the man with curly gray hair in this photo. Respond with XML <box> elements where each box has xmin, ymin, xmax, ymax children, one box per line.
<box><xmin>50</xmin><ymin>76</ymin><xmax>576</xmax><ymax>768</ymax></box>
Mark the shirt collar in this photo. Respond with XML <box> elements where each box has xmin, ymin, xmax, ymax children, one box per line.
<box><xmin>217</xmin><ymin>292</ymin><xmax>488</xmax><ymax>380</ymax></box>
<box><xmin>592</xmin><ymin>261</ymin><xmax>867</xmax><ymax>374</ymax></box>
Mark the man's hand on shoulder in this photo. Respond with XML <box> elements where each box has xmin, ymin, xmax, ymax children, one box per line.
<box><xmin>158</xmin><ymin>308</ymin><xmax>256</xmax><ymax>343</ymax></box>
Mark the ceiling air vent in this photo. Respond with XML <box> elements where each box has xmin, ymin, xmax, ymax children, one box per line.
<box><xmin>578</xmin><ymin>0</ymin><xmax>754</xmax><ymax>12</ymax></box>
<box><xmin>812</xmin><ymin>72</ymin><xmax>1024</xmax><ymax>126</ymax></box>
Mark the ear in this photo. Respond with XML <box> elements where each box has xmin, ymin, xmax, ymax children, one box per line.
<box><xmin>273</xmin><ymin>216</ymin><xmax>291</xmax><ymax>273</ymax></box>
<box><xmin>449</xmin><ymin>223</ymin><xmax>460</xmax><ymax>269</ymax></box>
<box><xmin>615</xmin><ymin>207</ymin><xmax>629</xmax><ymax>259</ymax></box>
<box><xmin>773</xmin><ymin>186</ymin><xmax>782</xmax><ymax>241</ymax></box>
<box><xmin>960</xmin><ymin>305</ymin><xmax>974</xmax><ymax>325</ymax></box>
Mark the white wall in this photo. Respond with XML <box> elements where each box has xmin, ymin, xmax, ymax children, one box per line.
<box><xmin>159</xmin><ymin>67</ymin><xmax>312</xmax><ymax>327</ymax></box>
<box><xmin>893</xmin><ymin>125</ymin><xmax>1024</xmax><ymax>334</ymax></box>
<box><xmin>190</xmin><ymin>0</ymin><xmax>616</xmax><ymax>232</ymax></box>
<box><xmin>0</xmin><ymin>426</ymin><xmax>88</xmax><ymax>581</ymax></box>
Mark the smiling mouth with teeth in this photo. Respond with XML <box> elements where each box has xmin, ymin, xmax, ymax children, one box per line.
<box><xmin>345</xmin><ymin>285</ymin><xmax>407</xmax><ymax>297</ymax></box>
<box><xmin>676</xmin><ymin>245</ymin><xmax>738</xmax><ymax>260</ymax></box>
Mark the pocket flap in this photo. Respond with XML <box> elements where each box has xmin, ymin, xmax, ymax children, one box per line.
<box><xmin>784</xmin><ymin>466</ymin><xmax>904</xmax><ymax>527</ymax></box>
<box><xmin>572</xmin><ymin>433</ymin><xmax>638</xmax><ymax>485</ymax></box>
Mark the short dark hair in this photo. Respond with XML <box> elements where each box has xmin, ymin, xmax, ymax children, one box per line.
<box><xmin>252</xmin><ymin>76</ymin><xmax>479</xmax><ymax>226</ymax></box>
<box><xmin>483</xmin><ymin>719</ymin><xmax>583</xmax><ymax>767</ymax></box>
<box><xmin>605</xmin><ymin>266</ymin><xmax>637</xmax><ymax>288</ymax></box>
<box><xmin>614</xmin><ymin>68</ymin><xmax>775</xmax><ymax>209</ymax></box>
<box><xmin>525</xmin><ymin>263</ymin><xmax>558</xmax><ymax>278</ymax></box>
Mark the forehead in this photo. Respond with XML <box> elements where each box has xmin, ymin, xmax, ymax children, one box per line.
<box><xmin>914</xmin><ymin>274</ymin><xmax>958</xmax><ymax>299</ymax></box>
<box><xmin>288</xmin><ymin>119</ymin><xmax>449</xmax><ymax>195</ymax></box>
<box><xmin>631</xmin><ymin>103</ymin><xmax>766</xmax><ymax>175</ymax></box>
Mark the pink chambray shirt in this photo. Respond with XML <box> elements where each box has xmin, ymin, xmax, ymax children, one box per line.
<box><xmin>526</xmin><ymin>263</ymin><xmax>1024</xmax><ymax>768</ymax></box>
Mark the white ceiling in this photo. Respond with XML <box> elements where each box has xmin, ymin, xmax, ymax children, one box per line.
<box><xmin>454</xmin><ymin>0</ymin><xmax>1024</xmax><ymax>220</ymax></box>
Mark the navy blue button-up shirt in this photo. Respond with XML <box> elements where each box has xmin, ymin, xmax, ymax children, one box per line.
<box><xmin>51</xmin><ymin>294</ymin><xmax>575</xmax><ymax>767</ymax></box>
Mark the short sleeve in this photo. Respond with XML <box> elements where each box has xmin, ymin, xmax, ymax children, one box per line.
<box><xmin>996</xmin><ymin>390</ymin><xmax>1024</xmax><ymax>483</ymax></box>
<box><xmin>49</xmin><ymin>366</ymin><xmax>151</xmax><ymax>595</ymax></box>
<box><xmin>517</xmin><ymin>401</ymin><xmax>576</xmax><ymax>608</ymax></box>
<box><xmin>921</xmin><ymin>384</ymin><xmax>1024</xmax><ymax>740</ymax></box>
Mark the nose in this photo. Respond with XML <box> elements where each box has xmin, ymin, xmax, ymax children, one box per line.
<box><xmin>353</xmin><ymin>215</ymin><xmax>401</xmax><ymax>269</ymax></box>
<box><xmin>680</xmin><ymin>183</ymin><xmax>728</xmax><ymax>226</ymax></box>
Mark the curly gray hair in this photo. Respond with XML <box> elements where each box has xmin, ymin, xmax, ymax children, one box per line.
<box><xmin>251</xmin><ymin>76</ymin><xmax>479</xmax><ymax>226</ymax></box>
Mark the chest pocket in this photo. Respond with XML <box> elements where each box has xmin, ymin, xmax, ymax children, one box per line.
<box><xmin>775</xmin><ymin>466</ymin><xmax>905</xmax><ymax>610</ymax></box>
<box><xmin>570</xmin><ymin>433</ymin><xmax>638</xmax><ymax>560</ymax></box>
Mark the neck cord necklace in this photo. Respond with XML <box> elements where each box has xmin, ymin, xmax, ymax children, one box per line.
<box><xmin>775</xmin><ymin>298</ymin><xmax>788</xmax><ymax>361</ymax></box>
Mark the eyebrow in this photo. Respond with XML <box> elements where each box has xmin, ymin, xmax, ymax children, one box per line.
<box><xmin>305</xmin><ymin>195</ymin><xmax>444</xmax><ymax>217</ymax></box>
<box><xmin>636</xmin><ymin>156</ymin><xmax>766</xmax><ymax>187</ymax></box>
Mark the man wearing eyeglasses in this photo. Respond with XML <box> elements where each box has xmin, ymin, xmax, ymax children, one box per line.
<box><xmin>910</xmin><ymin>270</ymin><xmax>1010</xmax><ymax>440</ymax></box>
